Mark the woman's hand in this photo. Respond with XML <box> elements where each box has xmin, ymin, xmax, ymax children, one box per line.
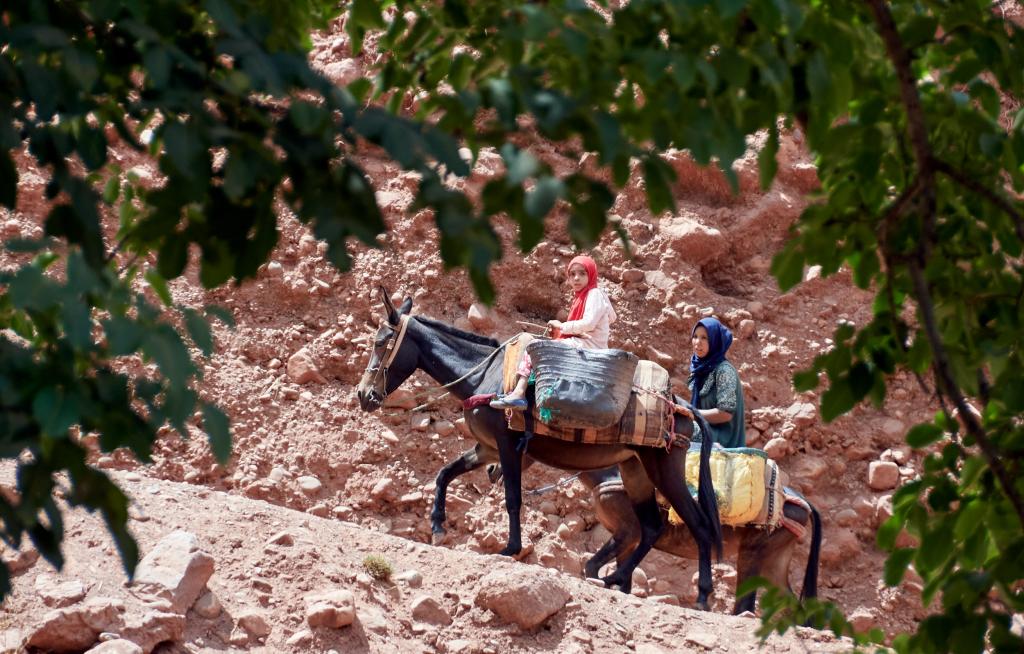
<box><xmin>700</xmin><ymin>408</ymin><xmax>733</xmax><ymax>425</ymax></box>
<box><xmin>547</xmin><ymin>320</ymin><xmax>563</xmax><ymax>337</ymax></box>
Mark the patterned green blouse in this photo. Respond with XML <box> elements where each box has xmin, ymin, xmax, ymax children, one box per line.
<box><xmin>693</xmin><ymin>360</ymin><xmax>746</xmax><ymax>449</ymax></box>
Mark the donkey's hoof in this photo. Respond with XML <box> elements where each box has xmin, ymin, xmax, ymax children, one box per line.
<box><xmin>431</xmin><ymin>530</ymin><xmax>448</xmax><ymax>546</ymax></box>
<box><xmin>486</xmin><ymin>464</ymin><xmax>503</xmax><ymax>484</ymax></box>
<box><xmin>601</xmin><ymin>576</ymin><xmax>631</xmax><ymax>594</ymax></box>
<box><xmin>499</xmin><ymin>541</ymin><xmax>533</xmax><ymax>560</ymax></box>
<box><xmin>694</xmin><ymin>600</ymin><xmax>710</xmax><ymax>611</ymax></box>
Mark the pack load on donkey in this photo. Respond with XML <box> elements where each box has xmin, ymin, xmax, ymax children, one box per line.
<box><xmin>678</xmin><ymin>446</ymin><xmax>790</xmax><ymax>528</ymax></box>
<box><xmin>525</xmin><ymin>339</ymin><xmax>639</xmax><ymax>430</ymax></box>
<box><xmin>502</xmin><ymin>333</ymin><xmax>686</xmax><ymax>449</ymax></box>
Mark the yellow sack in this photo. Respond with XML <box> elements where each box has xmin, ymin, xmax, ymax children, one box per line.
<box><xmin>670</xmin><ymin>446</ymin><xmax>783</xmax><ymax>528</ymax></box>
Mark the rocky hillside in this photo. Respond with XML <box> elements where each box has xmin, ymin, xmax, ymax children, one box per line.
<box><xmin>0</xmin><ymin>17</ymin><xmax>935</xmax><ymax>654</ymax></box>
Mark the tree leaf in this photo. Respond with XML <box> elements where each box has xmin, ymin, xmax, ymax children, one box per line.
<box><xmin>61</xmin><ymin>297</ymin><xmax>92</xmax><ymax>350</ymax></box>
<box><xmin>142</xmin><ymin>325</ymin><xmax>193</xmax><ymax>385</ymax></box>
<box><xmin>201</xmin><ymin>402</ymin><xmax>232</xmax><ymax>463</ymax></box>
<box><xmin>32</xmin><ymin>386</ymin><xmax>81</xmax><ymax>437</ymax></box>
<box><xmin>883</xmin><ymin>547</ymin><xmax>915</xmax><ymax>586</ymax></box>
<box><xmin>157</xmin><ymin>234</ymin><xmax>189</xmax><ymax>281</ymax></box>
<box><xmin>204</xmin><ymin>304</ymin><xmax>235</xmax><ymax>328</ymax></box>
<box><xmin>144</xmin><ymin>268</ymin><xmax>173</xmax><ymax>307</ymax></box>
<box><xmin>906</xmin><ymin>423</ymin><xmax>943</xmax><ymax>448</ymax></box>
<box><xmin>76</xmin><ymin>125</ymin><xmax>107</xmax><ymax>171</ymax></box>
<box><xmin>642</xmin><ymin>155</ymin><xmax>675</xmax><ymax>216</ymax></box>
<box><xmin>182</xmin><ymin>308</ymin><xmax>214</xmax><ymax>357</ymax></box>
<box><xmin>351</xmin><ymin>0</ymin><xmax>385</xmax><ymax>29</ymax></box>
<box><xmin>820</xmin><ymin>377</ymin><xmax>855</xmax><ymax>422</ymax></box>
<box><xmin>771</xmin><ymin>246</ymin><xmax>804</xmax><ymax>292</ymax></box>
<box><xmin>758</xmin><ymin>125</ymin><xmax>779</xmax><ymax>190</ymax></box>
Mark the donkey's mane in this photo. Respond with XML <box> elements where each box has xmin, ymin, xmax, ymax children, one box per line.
<box><xmin>414</xmin><ymin>315</ymin><xmax>500</xmax><ymax>348</ymax></box>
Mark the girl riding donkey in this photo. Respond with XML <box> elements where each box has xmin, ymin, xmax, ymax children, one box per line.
<box><xmin>491</xmin><ymin>255</ymin><xmax>616</xmax><ymax>410</ymax></box>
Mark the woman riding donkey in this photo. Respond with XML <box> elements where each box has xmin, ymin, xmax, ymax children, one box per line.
<box><xmin>690</xmin><ymin>317</ymin><xmax>746</xmax><ymax>448</ymax></box>
<box><xmin>491</xmin><ymin>254</ymin><xmax>617</xmax><ymax>410</ymax></box>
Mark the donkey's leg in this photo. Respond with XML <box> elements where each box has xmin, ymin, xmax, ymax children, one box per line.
<box><xmin>597</xmin><ymin>458</ymin><xmax>665</xmax><ymax>593</ymax></box>
<box><xmin>736</xmin><ymin>501</ymin><xmax>814</xmax><ymax>613</ymax></box>
<box><xmin>600</xmin><ymin>494</ymin><xmax>663</xmax><ymax>594</ymax></box>
<box><xmin>485</xmin><ymin>455</ymin><xmax>536</xmax><ymax>485</ymax></box>
<box><xmin>585</xmin><ymin>474</ymin><xmax>643</xmax><ymax>591</ymax></box>
<box><xmin>494</xmin><ymin>428</ymin><xmax>525</xmax><ymax>557</ymax></box>
<box><xmin>430</xmin><ymin>444</ymin><xmax>494</xmax><ymax>545</ymax></box>
<box><xmin>586</xmin><ymin>539</ymin><xmax>624</xmax><ymax>582</ymax></box>
<box><xmin>636</xmin><ymin>447</ymin><xmax>714</xmax><ymax>610</ymax></box>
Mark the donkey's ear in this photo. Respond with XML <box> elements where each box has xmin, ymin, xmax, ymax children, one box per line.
<box><xmin>398</xmin><ymin>296</ymin><xmax>413</xmax><ymax>316</ymax></box>
<box><xmin>380</xmin><ymin>286</ymin><xmax>399</xmax><ymax>325</ymax></box>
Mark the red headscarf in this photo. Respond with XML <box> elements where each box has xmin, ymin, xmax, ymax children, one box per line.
<box><xmin>565</xmin><ymin>255</ymin><xmax>598</xmax><ymax>324</ymax></box>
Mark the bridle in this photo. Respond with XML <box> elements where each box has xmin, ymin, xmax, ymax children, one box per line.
<box><xmin>360</xmin><ymin>312</ymin><xmax>516</xmax><ymax>412</ymax></box>
<box><xmin>362</xmin><ymin>314</ymin><xmax>412</xmax><ymax>399</ymax></box>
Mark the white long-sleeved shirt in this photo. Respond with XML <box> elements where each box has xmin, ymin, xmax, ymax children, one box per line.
<box><xmin>559</xmin><ymin>287</ymin><xmax>617</xmax><ymax>350</ymax></box>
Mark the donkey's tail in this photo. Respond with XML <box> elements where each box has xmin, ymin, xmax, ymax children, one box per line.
<box><xmin>800</xmin><ymin>501</ymin><xmax>822</xmax><ymax>601</ymax></box>
<box><xmin>694</xmin><ymin>411</ymin><xmax>723</xmax><ymax>560</ymax></box>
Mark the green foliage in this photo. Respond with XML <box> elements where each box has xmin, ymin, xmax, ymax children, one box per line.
<box><xmin>742</xmin><ymin>577</ymin><xmax>887</xmax><ymax>652</ymax></box>
<box><xmin>2</xmin><ymin>1</ymin><xmax>1024</xmax><ymax>651</ymax></box>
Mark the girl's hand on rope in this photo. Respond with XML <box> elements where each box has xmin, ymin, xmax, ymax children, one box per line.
<box><xmin>672</xmin><ymin>403</ymin><xmax>694</xmax><ymax>419</ymax></box>
<box><xmin>546</xmin><ymin>320</ymin><xmax>562</xmax><ymax>338</ymax></box>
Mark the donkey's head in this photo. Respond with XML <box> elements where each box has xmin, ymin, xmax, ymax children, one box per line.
<box><xmin>355</xmin><ymin>286</ymin><xmax>416</xmax><ymax>411</ymax></box>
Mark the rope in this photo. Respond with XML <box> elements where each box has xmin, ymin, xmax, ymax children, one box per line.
<box><xmin>524</xmin><ymin>472</ymin><xmax>582</xmax><ymax>497</ymax></box>
<box><xmin>630</xmin><ymin>383</ymin><xmax>693</xmax><ymax>418</ymax></box>
<box><xmin>408</xmin><ymin>332</ymin><xmax>522</xmax><ymax>412</ymax></box>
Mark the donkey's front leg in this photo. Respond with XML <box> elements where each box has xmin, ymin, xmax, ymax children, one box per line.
<box><xmin>637</xmin><ymin>446</ymin><xmax>715</xmax><ymax>610</ymax></box>
<box><xmin>494</xmin><ymin>429</ymin><xmax>525</xmax><ymax>557</ymax></box>
<box><xmin>431</xmin><ymin>445</ymin><xmax>490</xmax><ymax>545</ymax></box>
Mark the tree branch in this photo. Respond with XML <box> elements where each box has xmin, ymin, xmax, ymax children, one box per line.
<box><xmin>865</xmin><ymin>0</ymin><xmax>937</xmax><ymax>253</ymax></box>
<box><xmin>909</xmin><ymin>261</ymin><xmax>1024</xmax><ymax>527</ymax></box>
<box><xmin>867</xmin><ymin>0</ymin><xmax>1024</xmax><ymax>528</ymax></box>
<box><xmin>933</xmin><ymin>158</ymin><xmax>1024</xmax><ymax>243</ymax></box>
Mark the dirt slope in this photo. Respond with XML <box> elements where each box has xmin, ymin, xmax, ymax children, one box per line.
<box><xmin>0</xmin><ymin>17</ymin><xmax>935</xmax><ymax>653</ymax></box>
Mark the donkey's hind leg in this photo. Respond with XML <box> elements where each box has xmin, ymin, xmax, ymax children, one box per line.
<box><xmin>584</xmin><ymin>475</ymin><xmax>643</xmax><ymax>590</ymax></box>
<box><xmin>600</xmin><ymin>494</ymin><xmax>663</xmax><ymax>594</ymax></box>
<box><xmin>431</xmin><ymin>443</ymin><xmax>495</xmax><ymax>545</ymax></box>
<box><xmin>594</xmin><ymin>458</ymin><xmax>664</xmax><ymax>593</ymax></box>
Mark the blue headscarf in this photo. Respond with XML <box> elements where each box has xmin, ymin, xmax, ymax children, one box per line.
<box><xmin>688</xmin><ymin>317</ymin><xmax>733</xmax><ymax>409</ymax></box>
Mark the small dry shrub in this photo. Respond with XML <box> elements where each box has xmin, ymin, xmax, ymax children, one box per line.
<box><xmin>362</xmin><ymin>555</ymin><xmax>393</xmax><ymax>581</ymax></box>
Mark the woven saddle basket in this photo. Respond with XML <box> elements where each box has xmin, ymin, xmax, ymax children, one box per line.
<box><xmin>525</xmin><ymin>339</ymin><xmax>639</xmax><ymax>430</ymax></box>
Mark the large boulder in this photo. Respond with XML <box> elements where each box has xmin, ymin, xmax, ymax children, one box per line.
<box><xmin>118</xmin><ymin>611</ymin><xmax>187</xmax><ymax>654</ymax></box>
<box><xmin>305</xmin><ymin>589</ymin><xmax>356</xmax><ymax>629</ymax></box>
<box><xmin>474</xmin><ymin>569</ymin><xmax>571</xmax><ymax>630</ymax></box>
<box><xmin>130</xmin><ymin>531</ymin><xmax>214</xmax><ymax>614</ymax></box>
<box><xmin>26</xmin><ymin>597</ymin><xmax>125</xmax><ymax>652</ymax></box>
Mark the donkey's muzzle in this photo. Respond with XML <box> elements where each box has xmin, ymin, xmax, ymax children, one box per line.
<box><xmin>356</xmin><ymin>387</ymin><xmax>383</xmax><ymax>412</ymax></box>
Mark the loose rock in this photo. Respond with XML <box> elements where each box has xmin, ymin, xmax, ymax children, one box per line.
<box><xmin>85</xmin><ymin>640</ymin><xmax>144</xmax><ymax>654</ymax></box>
<box><xmin>475</xmin><ymin>569</ymin><xmax>571</xmax><ymax>629</ymax></box>
<box><xmin>868</xmin><ymin>461</ymin><xmax>900</xmax><ymax>490</ymax></box>
<box><xmin>305</xmin><ymin>590</ymin><xmax>356</xmax><ymax>629</ymax></box>
<box><xmin>130</xmin><ymin>531</ymin><xmax>214</xmax><ymax>614</ymax></box>
<box><xmin>287</xmin><ymin>348</ymin><xmax>327</xmax><ymax>385</ymax></box>
<box><xmin>236</xmin><ymin>610</ymin><xmax>272</xmax><ymax>638</ymax></box>
<box><xmin>410</xmin><ymin>595</ymin><xmax>453</xmax><ymax>626</ymax></box>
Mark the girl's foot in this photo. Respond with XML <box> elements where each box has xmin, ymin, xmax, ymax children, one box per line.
<box><xmin>490</xmin><ymin>395</ymin><xmax>528</xmax><ymax>411</ymax></box>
